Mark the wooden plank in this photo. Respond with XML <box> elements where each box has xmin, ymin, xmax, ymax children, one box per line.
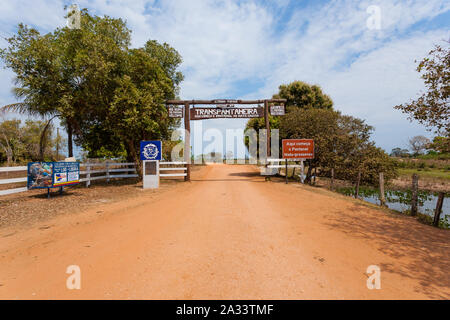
<box><xmin>0</xmin><ymin>166</ymin><xmax>27</xmax><ymax>172</ymax></box>
<box><xmin>109</xmin><ymin>174</ymin><xmax>138</xmax><ymax>179</ymax></box>
<box><xmin>159</xmin><ymin>167</ymin><xmax>187</xmax><ymax>171</ymax></box>
<box><xmin>79</xmin><ymin>169</ymin><xmax>106</xmax><ymax>174</ymax></box>
<box><xmin>267</xmin><ymin>165</ymin><xmax>302</xmax><ymax>168</ymax></box>
<box><xmin>166</xmin><ymin>99</ymin><xmax>287</xmax><ymax>105</ymax></box>
<box><xmin>0</xmin><ymin>187</ymin><xmax>28</xmax><ymax>196</ymax></box>
<box><xmin>83</xmin><ymin>175</ymin><xmax>107</xmax><ymax>181</ymax></box>
<box><xmin>160</xmin><ymin>173</ymin><xmax>187</xmax><ymax>177</ymax></box>
<box><xmin>0</xmin><ymin>177</ymin><xmax>27</xmax><ymax>185</ymax></box>
<box><xmin>160</xmin><ymin>162</ymin><xmax>187</xmax><ymax>165</ymax></box>
<box><xmin>108</xmin><ymin>168</ymin><xmax>136</xmax><ymax>173</ymax></box>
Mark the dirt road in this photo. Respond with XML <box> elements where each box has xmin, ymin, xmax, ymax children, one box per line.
<box><xmin>0</xmin><ymin>164</ymin><xmax>449</xmax><ymax>299</ymax></box>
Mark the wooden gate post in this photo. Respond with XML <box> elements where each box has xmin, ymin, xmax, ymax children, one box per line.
<box><xmin>264</xmin><ymin>100</ymin><xmax>270</xmax><ymax>158</ymax></box>
<box><xmin>184</xmin><ymin>102</ymin><xmax>191</xmax><ymax>182</ymax></box>
<box><xmin>433</xmin><ymin>192</ymin><xmax>445</xmax><ymax>227</ymax></box>
<box><xmin>379</xmin><ymin>172</ymin><xmax>386</xmax><ymax>206</ymax></box>
<box><xmin>411</xmin><ymin>174</ymin><xmax>419</xmax><ymax>216</ymax></box>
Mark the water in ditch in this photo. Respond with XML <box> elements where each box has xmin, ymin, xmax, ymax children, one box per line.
<box><xmin>336</xmin><ymin>187</ymin><xmax>450</xmax><ymax>227</ymax></box>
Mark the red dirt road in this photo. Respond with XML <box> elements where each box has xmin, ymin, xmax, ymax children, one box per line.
<box><xmin>0</xmin><ymin>164</ymin><xmax>449</xmax><ymax>299</ymax></box>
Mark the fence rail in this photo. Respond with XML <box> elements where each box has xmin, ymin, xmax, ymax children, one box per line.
<box><xmin>0</xmin><ymin>162</ymin><xmax>138</xmax><ymax>196</ymax></box>
<box><xmin>159</xmin><ymin>161</ymin><xmax>187</xmax><ymax>178</ymax></box>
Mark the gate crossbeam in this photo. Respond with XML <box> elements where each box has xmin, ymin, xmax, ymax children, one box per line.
<box><xmin>166</xmin><ymin>98</ymin><xmax>287</xmax><ymax>182</ymax></box>
<box><xmin>166</xmin><ymin>99</ymin><xmax>286</xmax><ymax>105</ymax></box>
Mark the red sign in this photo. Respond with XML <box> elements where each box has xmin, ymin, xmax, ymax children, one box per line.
<box><xmin>282</xmin><ymin>139</ymin><xmax>314</xmax><ymax>159</ymax></box>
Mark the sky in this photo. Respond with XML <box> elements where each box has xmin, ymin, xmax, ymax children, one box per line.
<box><xmin>0</xmin><ymin>0</ymin><xmax>449</xmax><ymax>158</ymax></box>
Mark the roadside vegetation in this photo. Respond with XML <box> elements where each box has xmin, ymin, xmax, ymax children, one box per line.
<box><xmin>0</xmin><ymin>8</ymin><xmax>183</xmax><ymax>174</ymax></box>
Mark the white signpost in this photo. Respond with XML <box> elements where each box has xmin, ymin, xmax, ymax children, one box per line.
<box><xmin>140</xmin><ymin>141</ymin><xmax>162</xmax><ymax>189</ymax></box>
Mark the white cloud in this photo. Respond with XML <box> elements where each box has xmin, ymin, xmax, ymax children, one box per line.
<box><xmin>0</xmin><ymin>0</ymin><xmax>448</xmax><ymax>153</ymax></box>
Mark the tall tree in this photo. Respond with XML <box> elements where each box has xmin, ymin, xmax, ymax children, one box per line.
<box><xmin>245</xmin><ymin>81</ymin><xmax>333</xmax><ymax>155</ymax></box>
<box><xmin>1</xmin><ymin>8</ymin><xmax>183</xmax><ymax>165</ymax></box>
<box><xmin>408</xmin><ymin>135</ymin><xmax>431</xmax><ymax>155</ymax></box>
<box><xmin>274</xmin><ymin>80</ymin><xmax>333</xmax><ymax>109</ymax></box>
<box><xmin>0</xmin><ymin>9</ymin><xmax>131</xmax><ymax>157</ymax></box>
<box><xmin>395</xmin><ymin>42</ymin><xmax>449</xmax><ymax>136</ymax></box>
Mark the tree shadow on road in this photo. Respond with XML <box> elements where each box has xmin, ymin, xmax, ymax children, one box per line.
<box><xmin>324</xmin><ymin>205</ymin><xmax>450</xmax><ymax>299</ymax></box>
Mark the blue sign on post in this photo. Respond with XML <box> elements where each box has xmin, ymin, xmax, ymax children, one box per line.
<box><xmin>140</xmin><ymin>141</ymin><xmax>162</xmax><ymax>161</ymax></box>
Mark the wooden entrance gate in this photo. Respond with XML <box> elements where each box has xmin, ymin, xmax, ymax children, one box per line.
<box><xmin>165</xmin><ymin>99</ymin><xmax>287</xmax><ymax>181</ymax></box>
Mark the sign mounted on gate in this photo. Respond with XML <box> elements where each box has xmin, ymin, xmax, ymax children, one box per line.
<box><xmin>190</xmin><ymin>107</ymin><xmax>264</xmax><ymax>120</ymax></box>
<box><xmin>140</xmin><ymin>141</ymin><xmax>162</xmax><ymax>161</ymax></box>
<box><xmin>270</xmin><ymin>105</ymin><xmax>285</xmax><ymax>116</ymax></box>
<box><xmin>282</xmin><ymin>139</ymin><xmax>314</xmax><ymax>159</ymax></box>
<box><xmin>167</xmin><ymin>105</ymin><xmax>184</xmax><ymax>118</ymax></box>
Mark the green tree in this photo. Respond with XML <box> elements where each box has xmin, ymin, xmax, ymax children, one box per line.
<box><xmin>394</xmin><ymin>42</ymin><xmax>449</xmax><ymax>136</ymax></box>
<box><xmin>278</xmin><ymin>108</ymin><xmax>394</xmax><ymax>184</ymax></box>
<box><xmin>427</xmin><ymin>136</ymin><xmax>450</xmax><ymax>154</ymax></box>
<box><xmin>0</xmin><ymin>118</ymin><xmax>58</xmax><ymax>165</ymax></box>
<box><xmin>245</xmin><ymin>81</ymin><xmax>333</xmax><ymax>155</ymax></box>
<box><xmin>274</xmin><ymin>80</ymin><xmax>333</xmax><ymax>109</ymax></box>
<box><xmin>408</xmin><ymin>135</ymin><xmax>431</xmax><ymax>155</ymax></box>
<box><xmin>390</xmin><ymin>147</ymin><xmax>410</xmax><ymax>157</ymax></box>
<box><xmin>1</xmin><ymin>8</ymin><xmax>183</xmax><ymax>165</ymax></box>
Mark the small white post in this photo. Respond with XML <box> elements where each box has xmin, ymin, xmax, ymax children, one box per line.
<box><xmin>86</xmin><ymin>161</ymin><xmax>91</xmax><ymax>187</ymax></box>
<box><xmin>300</xmin><ymin>160</ymin><xmax>305</xmax><ymax>183</ymax></box>
<box><xmin>106</xmin><ymin>161</ymin><xmax>110</xmax><ymax>183</ymax></box>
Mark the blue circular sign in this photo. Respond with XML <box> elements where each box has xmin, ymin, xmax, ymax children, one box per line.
<box><xmin>142</xmin><ymin>143</ymin><xmax>159</xmax><ymax>160</ymax></box>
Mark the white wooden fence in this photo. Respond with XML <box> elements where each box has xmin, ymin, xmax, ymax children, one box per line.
<box><xmin>0</xmin><ymin>160</ymin><xmax>190</xmax><ymax>197</ymax></box>
<box><xmin>0</xmin><ymin>162</ymin><xmax>138</xmax><ymax>196</ymax></box>
<box><xmin>159</xmin><ymin>162</ymin><xmax>187</xmax><ymax>178</ymax></box>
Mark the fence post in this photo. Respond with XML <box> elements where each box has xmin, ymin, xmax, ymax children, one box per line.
<box><xmin>285</xmin><ymin>159</ymin><xmax>288</xmax><ymax>184</ymax></box>
<box><xmin>330</xmin><ymin>168</ymin><xmax>335</xmax><ymax>190</ymax></box>
<box><xmin>300</xmin><ymin>161</ymin><xmax>304</xmax><ymax>184</ymax></box>
<box><xmin>355</xmin><ymin>170</ymin><xmax>361</xmax><ymax>199</ymax></box>
<box><xmin>379</xmin><ymin>172</ymin><xmax>386</xmax><ymax>206</ymax></box>
<box><xmin>433</xmin><ymin>192</ymin><xmax>445</xmax><ymax>227</ymax></box>
<box><xmin>86</xmin><ymin>161</ymin><xmax>91</xmax><ymax>187</ymax></box>
<box><xmin>313</xmin><ymin>167</ymin><xmax>317</xmax><ymax>186</ymax></box>
<box><xmin>106</xmin><ymin>161</ymin><xmax>110</xmax><ymax>183</ymax></box>
<box><xmin>411</xmin><ymin>174</ymin><xmax>419</xmax><ymax>216</ymax></box>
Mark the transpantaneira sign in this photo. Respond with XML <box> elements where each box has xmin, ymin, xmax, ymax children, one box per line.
<box><xmin>282</xmin><ymin>139</ymin><xmax>314</xmax><ymax>159</ymax></box>
<box><xmin>190</xmin><ymin>107</ymin><xmax>263</xmax><ymax>120</ymax></box>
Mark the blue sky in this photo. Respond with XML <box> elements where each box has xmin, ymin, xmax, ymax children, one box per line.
<box><xmin>1</xmin><ymin>0</ymin><xmax>449</xmax><ymax>158</ymax></box>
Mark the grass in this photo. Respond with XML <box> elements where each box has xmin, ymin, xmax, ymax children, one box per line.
<box><xmin>398</xmin><ymin>168</ymin><xmax>450</xmax><ymax>181</ymax></box>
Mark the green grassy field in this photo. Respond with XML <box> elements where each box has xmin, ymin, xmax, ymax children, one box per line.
<box><xmin>398</xmin><ymin>168</ymin><xmax>450</xmax><ymax>181</ymax></box>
